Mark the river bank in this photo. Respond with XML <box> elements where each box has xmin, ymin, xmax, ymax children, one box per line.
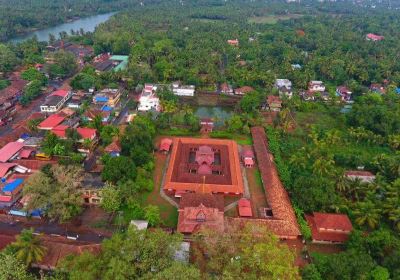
<box><xmin>8</xmin><ymin>12</ymin><xmax>117</xmax><ymax>44</ymax></box>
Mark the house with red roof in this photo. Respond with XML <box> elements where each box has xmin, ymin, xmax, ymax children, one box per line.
<box><xmin>234</xmin><ymin>86</ymin><xmax>254</xmax><ymax>95</ymax></box>
<box><xmin>238</xmin><ymin>198</ymin><xmax>253</xmax><ymax>217</ymax></box>
<box><xmin>366</xmin><ymin>33</ymin><xmax>384</xmax><ymax>42</ymax></box>
<box><xmin>0</xmin><ymin>142</ymin><xmax>24</xmax><ymax>163</ymax></box>
<box><xmin>178</xmin><ymin>193</ymin><xmax>224</xmax><ymax>234</ymax></box>
<box><xmin>227</xmin><ymin>39</ymin><xmax>239</xmax><ymax>46</ymax></box>
<box><xmin>265</xmin><ymin>95</ymin><xmax>282</xmax><ymax>112</ymax></box>
<box><xmin>51</xmin><ymin>126</ymin><xmax>97</xmax><ymax>142</ymax></box>
<box><xmin>40</xmin><ymin>90</ymin><xmax>71</xmax><ymax>113</ymax></box>
<box><xmin>38</xmin><ymin>114</ymin><xmax>66</xmax><ymax>130</ymax></box>
<box><xmin>104</xmin><ymin>140</ymin><xmax>121</xmax><ymax>157</ymax></box>
<box><xmin>306</xmin><ymin>212</ymin><xmax>353</xmax><ymax>244</ymax></box>
<box><xmin>345</xmin><ymin>170</ymin><xmax>375</xmax><ymax>183</ymax></box>
<box><xmin>159</xmin><ymin>138</ymin><xmax>173</xmax><ymax>153</ymax></box>
<box><xmin>336</xmin><ymin>86</ymin><xmax>352</xmax><ymax>102</ymax></box>
<box><xmin>220</xmin><ymin>82</ymin><xmax>234</xmax><ymax>95</ymax></box>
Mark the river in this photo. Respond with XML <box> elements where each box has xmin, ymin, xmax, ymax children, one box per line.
<box><xmin>9</xmin><ymin>12</ymin><xmax>117</xmax><ymax>43</ymax></box>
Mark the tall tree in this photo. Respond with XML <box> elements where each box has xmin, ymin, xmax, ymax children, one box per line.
<box><xmin>9</xmin><ymin>228</ymin><xmax>47</xmax><ymax>266</ymax></box>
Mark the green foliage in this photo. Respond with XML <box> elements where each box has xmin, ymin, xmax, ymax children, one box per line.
<box><xmin>100</xmin><ymin>183</ymin><xmax>122</xmax><ymax>214</ymax></box>
<box><xmin>20</xmin><ymin>79</ymin><xmax>43</xmax><ymax>106</ymax></box>
<box><xmin>8</xmin><ymin>228</ymin><xmax>47</xmax><ymax>266</ymax></box>
<box><xmin>0</xmin><ymin>79</ymin><xmax>10</xmax><ymax>90</ymax></box>
<box><xmin>144</xmin><ymin>205</ymin><xmax>161</xmax><ymax>227</ymax></box>
<box><xmin>0</xmin><ymin>251</ymin><xmax>35</xmax><ymax>280</ymax></box>
<box><xmin>239</xmin><ymin>91</ymin><xmax>264</xmax><ymax>114</ymax></box>
<box><xmin>101</xmin><ymin>155</ymin><xmax>136</xmax><ymax>184</ymax></box>
<box><xmin>23</xmin><ymin>165</ymin><xmax>84</xmax><ymax>222</ymax></box>
<box><xmin>293</xmin><ymin>206</ymin><xmax>312</xmax><ymax>240</ymax></box>
<box><xmin>59</xmin><ymin>227</ymin><xmax>183</xmax><ymax>279</ymax></box>
<box><xmin>0</xmin><ymin>44</ymin><xmax>18</xmax><ymax>73</ymax></box>
<box><xmin>47</xmin><ymin>50</ymin><xmax>77</xmax><ymax>78</ymax></box>
<box><xmin>21</xmin><ymin>67</ymin><xmax>47</xmax><ymax>84</ymax></box>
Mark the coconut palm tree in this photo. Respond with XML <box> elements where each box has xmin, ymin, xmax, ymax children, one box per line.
<box><xmin>353</xmin><ymin>201</ymin><xmax>382</xmax><ymax>229</ymax></box>
<box><xmin>10</xmin><ymin>228</ymin><xmax>47</xmax><ymax>266</ymax></box>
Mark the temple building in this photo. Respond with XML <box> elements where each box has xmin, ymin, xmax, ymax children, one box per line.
<box><xmin>163</xmin><ymin>138</ymin><xmax>243</xmax><ymax>196</ymax></box>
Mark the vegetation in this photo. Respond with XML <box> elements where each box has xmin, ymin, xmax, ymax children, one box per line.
<box><xmin>23</xmin><ymin>165</ymin><xmax>84</xmax><ymax>223</ymax></box>
<box><xmin>6</xmin><ymin>228</ymin><xmax>47</xmax><ymax>266</ymax></box>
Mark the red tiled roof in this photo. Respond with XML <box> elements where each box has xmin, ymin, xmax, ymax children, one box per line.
<box><xmin>306</xmin><ymin>214</ymin><xmax>351</xmax><ymax>243</ymax></box>
<box><xmin>238</xmin><ymin>198</ymin><xmax>252</xmax><ymax>217</ymax></box>
<box><xmin>267</xmin><ymin>95</ymin><xmax>282</xmax><ymax>104</ymax></box>
<box><xmin>38</xmin><ymin>114</ymin><xmax>65</xmax><ymax>130</ymax></box>
<box><xmin>76</xmin><ymin>128</ymin><xmax>97</xmax><ymax>140</ymax></box>
<box><xmin>235</xmin><ymin>86</ymin><xmax>254</xmax><ymax>94</ymax></box>
<box><xmin>241</xmin><ymin>146</ymin><xmax>254</xmax><ymax>158</ymax></box>
<box><xmin>50</xmin><ymin>90</ymin><xmax>69</xmax><ymax>98</ymax></box>
<box><xmin>244</xmin><ymin>158</ymin><xmax>254</xmax><ymax>166</ymax></box>
<box><xmin>178</xmin><ymin>194</ymin><xmax>225</xmax><ymax>234</ymax></box>
<box><xmin>344</xmin><ymin>170</ymin><xmax>375</xmax><ymax>177</ymax></box>
<box><xmin>250</xmin><ymin>127</ymin><xmax>300</xmax><ymax>238</ymax></box>
<box><xmin>104</xmin><ymin>140</ymin><xmax>121</xmax><ymax>153</ymax></box>
<box><xmin>18</xmin><ymin>149</ymin><xmax>34</xmax><ymax>159</ymax></box>
<box><xmin>51</xmin><ymin>125</ymin><xmax>69</xmax><ymax>138</ymax></box>
<box><xmin>0</xmin><ymin>142</ymin><xmax>24</xmax><ymax>162</ymax></box>
<box><xmin>159</xmin><ymin>138</ymin><xmax>172</xmax><ymax>152</ymax></box>
<box><xmin>366</xmin><ymin>33</ymin><xmax>384</xmax><ymax>41</ymax></box>
<box><xmin>313</xmin><ymin>212</ymin><xmax>353</xmax><ymax>232</ymax></box>
<box><xmin>0</xmin><ymin>163</ymin><xmax>17</xmax><ymax>177</ymax></box>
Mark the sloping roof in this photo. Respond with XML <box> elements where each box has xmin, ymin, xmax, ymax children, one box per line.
<box><xmin>366</xmin><ymin>33</ymin><xmax>384</xmax><ymax>40</ymax></box>
<box><xmin>250</xmin><ymin>127</ymin><xmax>300</xmax><ymax>238</ymax></box>
<box><xmin>0</xmin><ymin>234</ymin><xmax>15</xmax><ymax>250</ymax></box>
<box><xmin>18</xmin><ymin>149</ymin><xmax>34</xmax><ymax>159</ymax></box>
<box><xmin>179</xmin><ymin>193</ymin><xmax>224</xmax><ymax>212</ymax></box>
<box><xmin>313</xmin><ymin>212</ymin><xmax>353</xmax><ymax>232</ymax></box>
<box><xmin>0</xmin><ymin>163</ymin><xmax>17</xmax><ymax>177</ymax></box>
<box><xmin>305</xmin><ymin>214</ymin><xmax>351</xmax><ymax>243</ymax></box>
<box><xmin>241</xmin><ymin>146</ymin><xmax>254</xmax><ymax>158</ymax></box>
<box><xmin>238</xmin><ymin>198</ymin><xmax>252</xmax><ymax>217</ymax></box>
<box><xmin>38</xmin><ymin>114</ymin><xmax>66</xmax><ymax>130</ymax></box>
<box><xmin>344</xmin><ymin>170</ymin><xmax>375</xmax><ymax>177</ymax></box>
<box><xmin>0</xmin><ymin>142</ymin><xmax>24</xmax><ymax>162</ymax></box>
<box><xmin>51</xmin><ymin>125</ymin><xmax>69</xmax><ymax>138</ymax></box>
<box><xmin>267</xmin><ymin>95</ymin><xmax>282</xmax><ymax>105</ymax></box>
<box><xmin>105</xmin><ymin>140</ymin><xmax>121</xmax><ymax>153</ymax></box>
<box><xmin>77</xmin><ymin>128</ymin><xmax>97</xmax><ymax>140</ymax></box>
<box><xmin>37</xmin><ymin>239</ymin><xmax>101</xmax><ymax>269</ymax></box>
<box><xmin>235</xmin><ymin>86</ymin><xmax>254</xmax><ymax>94</ymax></box>
<box><xmin>50</xmin><ymin>90</ymin><xmax>69</xmax><ymax>98</ymax></box>
<box><xmin>159</xmin><ymin>138</ymin><xmax>172</xmax><ymax>151</ymax></box>
<box><xmin>178</xmin><ymin>203</ymin><xmax>225</xmax><ymax>234</ymax></box>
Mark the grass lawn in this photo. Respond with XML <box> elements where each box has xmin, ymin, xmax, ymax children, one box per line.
<box><xmin>210</xmin><ymin>131</ymin><xmax>252</xmax><ymax>145</ymax></box>
<box><xmin>246</xmin><ymin>166</ymin><xmax>268</xmax><ymax>218</ymax></box>
<box><xmin>159</xmin><ymin>128</ymin><xmax>200</xmax><ymax>137</ymax></box>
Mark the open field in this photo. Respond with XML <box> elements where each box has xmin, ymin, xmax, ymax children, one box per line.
<box><xmin>248</xmin><ymin>14</ymin><xmax>303</xmax><ymax>24</ymax></box>
<box><xmin>246</xmin><ymin>166</ymin><xmax>268</xmax><ymax>218</ymax></box>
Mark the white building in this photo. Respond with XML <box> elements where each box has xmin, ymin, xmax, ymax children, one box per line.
<box><xmin>308</xmin><ymin>81</ymin><xmax>326</xmax><ymax>92</ymax></box>
<box><xmin>275</xmin><ymin>79</ymin><xmax>293</xmax><ymax>99</ymax></box>
<box><xmin>172</xmin><ymin>82</ymin><xmax>195</xmax><ymax>97</ymax></box>
<box><xmin>40</xmin><ymin>90</ymin><xmax>71</xmax><ymax>113</ymax></box>
<box><xmin>138</xmin><ymin>84</ymin><xmax>160</xmax><ymax>112</ymax></box>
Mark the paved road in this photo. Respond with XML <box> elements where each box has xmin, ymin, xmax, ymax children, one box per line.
<box><xmin>0</xmin><ymin>220</ymin><xmax>106</xmax><ymax>243</ymax></box>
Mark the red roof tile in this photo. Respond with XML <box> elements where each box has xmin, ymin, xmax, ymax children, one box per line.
<box><xmin>313</xmin><ymin>212</ymin><xmax>353</xmax><ymax>232</ymax></box>
<box><xmin>18</xmin><ymin>149</ymin><xmax>34</xmax><ymax>159</ymax></box>
<box><xmin>249</xmin><ymin>127</ymin><xmax>300</xmax><ymax>238</ymax></box>
<box><xmin>306</xmin><ymin>214</ymin><xmax>351</xmax><ymax>243</ymax></box>
<box><xmin>104</xmin><ymin>140</ymin><xmax>121</xmax><ymax>153</ymax></box>
<box><xmin>0</xmin><ymin>163</ymin><xmax>17</xmax><ymax>177</ymax></box>
<box><xmin>0</xmin><ymin>142</ymin><xmax>24</xmax><ymax>162</ymax></box>
<box><xmin>159</xmin><ymin>138</ymin><xmax>172</xmax><ymax>152</ymax></box>
<box><xmin>50</xmin><ymin>89</ymin><xmax>69</xmax><ymax>98</ymax></box>
<box><xmin>76</xmin><ymin>128</ymin><xmax>97</xmax><ymax>140</ymax></box>
<box><xmin>238</xmin><ymin>198</ymin><xmax>252</xmax><ymax>217</ymax></box>
<box><xmin>38</xmin><ymin>114</ymin><xmax>66</xmax><ymax>130</ymax></box>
